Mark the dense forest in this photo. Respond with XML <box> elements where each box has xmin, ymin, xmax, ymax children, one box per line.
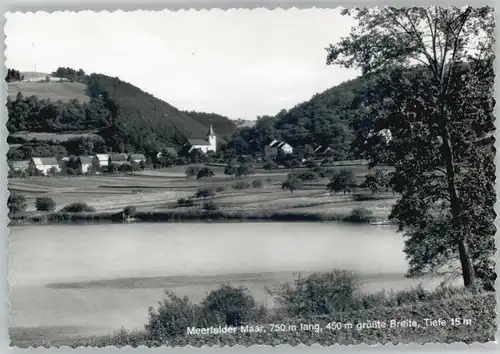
<box><xmin>225</xmin><ymin>77</ymin><xmax>367</xmax><ymax>160</ymax></box>
<box><xmin>7</xmin><ymin>67</ymin><xmax>238</xmax><ymax>160</ymax></box>
<box><xmin>5</xmin><ymin>69</ymin><xmax>23</xmax><ymax>82</ymax></box>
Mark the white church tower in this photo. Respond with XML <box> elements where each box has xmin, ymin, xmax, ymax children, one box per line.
<box><xmin>208</xmin><ymin>125</ymin><xmax>217</xmax><ymax>152</ymax></box>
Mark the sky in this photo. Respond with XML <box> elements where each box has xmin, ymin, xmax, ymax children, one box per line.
<box><xmin>5</xmin><ymin>9</ymin><xmax>360</xmax><ymax>120</ymax></box>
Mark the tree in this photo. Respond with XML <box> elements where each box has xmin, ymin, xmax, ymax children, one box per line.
<box><xmin>185</xmin><ymin>166</ymin><xmax>201</xmax><ymax>178</ymax></box>
<box><xmin>224</xmin><ymin>159</ymin><xmax>238</xmax><ymax>177</ymax></box>
<box><xmin>8</xmin><ymin>192</ymin><xmax>26</xmax><ymax>216</ymax></box>
<box><xmin>327</xmin><ymin>7</ymin><xmax>495</xmax><ymax>289</ymax></box>
<box><xmin>327</xmin><ymin>169</ymin><xmax>357</xmax><ymax>195</ymax></box>
<box><xmin>35</xmin><ymin>197</ymin><xmax>56</xmax><ymax>212</ymax></box>
<box><xmin>361</xmin><ymin>169</ymin><xmax>388</xmax><ymax>194</ymax></box>
<box><xmin>235</xmin><ymin>164</ymin><xmax>252</xmax><ymax>177</ymax></box>
<box><xmin>282</xmin><ymin>176</ymin><xmax>301</xmax><ymax>194</ymax></box>
<box><xmin>196</xmin><ymin>167</ymin><xmax>215</xmax><ymax>179</ymax></box>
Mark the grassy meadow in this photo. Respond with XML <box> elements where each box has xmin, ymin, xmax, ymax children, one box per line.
<box><xmin>8</xmin><ymin>79</ymin><xmax>90</xmax><ymax>103</ymax></box>
<box><xmin>8</xmin><ymin>163</ymin><xmax>397</xmax><ymax>220</ymax></box>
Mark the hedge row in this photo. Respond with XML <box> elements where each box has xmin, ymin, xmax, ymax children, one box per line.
<box><xmin>48</xmin><ymin>293</ymin><xmax>495</xmax><ymax>347</ymax></box>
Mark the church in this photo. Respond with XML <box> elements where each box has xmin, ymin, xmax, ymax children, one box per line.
<box><xmin>186</xmin><ymin>125</ymin><xmax>217</xmax><ymax>153</ymax></box>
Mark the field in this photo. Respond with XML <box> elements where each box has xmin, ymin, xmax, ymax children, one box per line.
<box><xmin>8</xmin><ymin>164</ymin><xmax>397</xmax><ymax>219</ymax></box>
<box><xmin>10</xmin><ymin>131</ymin><xmax>100</xmax><ymax>143</ymax></box>
<box><xmin>8</xmin><ymin>80</ymin><xmax>90</xmax><ymax>103</ymax></box>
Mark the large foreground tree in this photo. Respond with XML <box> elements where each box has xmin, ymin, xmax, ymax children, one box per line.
<box><xmin>326</xmin><ymin>7</ymin><xmax>495</xmax><ymax>289</ymax></box>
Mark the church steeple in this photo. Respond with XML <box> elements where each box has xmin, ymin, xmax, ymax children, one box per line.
<box><xmin>208</xmin><ymin>124</ymin><xmax>214</xmax><ymax>136</ymax></box>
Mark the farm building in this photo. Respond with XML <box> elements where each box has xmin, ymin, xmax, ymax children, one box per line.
<box><xmin>186</xmin><ymin>125</ymin><xmax>217</xmax><ymax>153</ymax></box>
<box><xmin>265</xmin><ymin>140</ymin><xmax>293</xmax><ymax>157</ymax></box>
<box><xmin>10</xmin><ymin>160</ymin><xmax>30</xmax><ymax>171</ymax></box>
<box><xmin>29</xmin><ymin>157</ymin><xmax>61</xmax><ymax>175</ymax></box>
<box><xmin>95</xmin><ymin>154</ymin><xmax>109</xmax><ymax>167</ymax></box>
<box><xmin>77</xmin><ymin>156</ymin><xmax>93</xmax><ymax>174</ymax></box>
<box><xmin>109</xmin><ymin>154</ymin><xmax>129</xmax><ymax>166</ymax></box>
<box><xmin>128</xmin><ymin>153</ymin><xmax>146</xmax><ymax>164</ymax></box>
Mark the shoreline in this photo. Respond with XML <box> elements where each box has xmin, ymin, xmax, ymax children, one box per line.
<box><xmin>9</xmin><ymin>209</ymin><xmax>396</xmax><ymax>226</ymax></box>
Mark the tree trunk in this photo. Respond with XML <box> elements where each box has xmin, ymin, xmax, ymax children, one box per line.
<box><xmin>440</xmin><ymin>128</ymin><xmax>475</xmax><ymax>287</ymax></box>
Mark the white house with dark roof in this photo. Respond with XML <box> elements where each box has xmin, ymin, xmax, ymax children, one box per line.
<box><xmin>128</xmin><ymin>153</ymin><xmax>146</xmax><ymax>164</ymax></box>
<box><xmin>186</xmin><ymin>125</ymin><xmax>217</xmax><ymax>153</ymax></box>
<box><xmin>77</xmin><ymin>156</ymin><xmax>93</xmax><ymax>174</ymax></box>
<box><xmin>94</xmin><ymin>154</ymin><xmax>110</xmax><ymax>167</ymax></box>
<box><xmin>265</xmin><ymin>139</ymin><xmax>293</xmax><ymax>157</ymax></box>
<box><xmin>29</xmin><ymin>157</ymin><xmax>61</xmax><ymax>175</ymax></box>
<box><xmin>109</xmin><ymin>154</ymin><xmax>129</xmax><ymax>166</ymax></box>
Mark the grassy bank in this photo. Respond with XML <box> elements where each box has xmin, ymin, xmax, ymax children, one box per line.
<box><xmin>10</xmin><ymin>208</ymin><xmax>383</xmax><ymax>225</ymax></box>
<box><xmin>14</xmin><ymin>270</ymin><xmax>495</xmax><ymax>347</ymax></box>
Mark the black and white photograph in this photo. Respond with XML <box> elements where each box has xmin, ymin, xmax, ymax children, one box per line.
<box><xmin>5</xmin><ymin>7</ymin><xmax>496</xmax><ymax>347</ymax></box>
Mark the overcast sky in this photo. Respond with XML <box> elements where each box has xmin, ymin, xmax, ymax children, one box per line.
<box><xmin>6</xmin><ymin>9</ymin><xmax>360</xmax><ymax>120</ymax></box>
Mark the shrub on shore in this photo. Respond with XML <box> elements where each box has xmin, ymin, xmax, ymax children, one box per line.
<box><xmin>343</xmin><ymin>207</ymin><xmax>373</xmax><ymax>223</ymax></box>
<box><xmin>123</xmin><ymin>205</ymin><xmax>137</xmax><ymax>217</ymax></box>
<box><xmin>145</xmin><ymin>285</ymin><xmax>265</xmax><ymax>342</ymax></box>
<box><xmin>202</xmin><ymin>200</ymin><xmax>218</xmax><ymax>211</ymax></box>
<box><xmin>35</xmin><ymin>197</ymin><xmax>56</xmax><ymax>212</ymax></box>
<box><xmin>177</xmin><ymin>198</ymin><xmax>194</xmax><ymax>207</ymax></box>
<box><xmin>270</xmin><ymin>270</ymin><xmax>362</xmax><ymax>317</ymax></box>
<box><xmin>59</xmin><ymin>202</ymin><xmax>96</xmax><ymax>213</ymax></box>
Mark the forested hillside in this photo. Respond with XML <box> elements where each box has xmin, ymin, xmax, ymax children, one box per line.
<box><xmin>7</xmin><ymin>68</ymin><xmax>238</xmax><ymax>157</ymax></box>
<box><xmin>228</xmin><ymin>77</ymin><xmax>366</xmax><ymax>160</ymax></box>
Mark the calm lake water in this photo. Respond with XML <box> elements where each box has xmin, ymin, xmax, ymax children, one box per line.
<box><xmin>9</xmin><ymin>222</ymin><xmax>450</xmax><ymax>342</ymax></box>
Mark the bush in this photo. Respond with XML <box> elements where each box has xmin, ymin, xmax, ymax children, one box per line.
<box><xmin>195</xmin><ymin>188</ymin><xmax>215</xmax><ymax>198</ymax></box>
<box><xmin>35</xmin><ymin>197</ymin><xmax>56</xmax><ymax>212</ymax></box>
<box><xmin>232</xmin><ymin>181</ymin><xmax>250</xmax><ymax>190</ymax></box>
<box><xmin>271</xmin><ymin>270</ymin><xmax>361</xmax><ymax>317</ymax></box>
<box><xmin>343</xmin><ymin>207</ymin><xmax>373</xmax><ymax>223</ymax></box>
<box><xmin>215</xmin><ymin>186</ymin><xmax>226</xmax><ymax>192</ymax></box>
<box><xmin>202</xmin><ymin>200</ymin><xmax>219</xmax><ymax>211</ymax></box>
<box><xmin>145</xmin><ymin>285</ymin><xmax>263</xmax><ymax>341</ymax></box>
<box><xmin>177</xmin><ymin>198</ymin><xmax>194</xmax><ymax>207</ymax></box>
<box><xmin>59</xmin><ymin>202</ymin><xmax>96</xmax><ymax>213</ymax></box>
<box><xmin>352</xmin><ymin>193</ymin><xmax>379</xmax><ymax>201</ymax></box>
<box><xmin>251</xmin><ymin>179</ymin><xmax>263</xmax><ymax>188</ymax></box>
<box><xmin>146</xmin><ymin>291</ymin><xmax>203</xmax><ymax>340</ymax></box>
<box><xmin>185</xmin><ymin>166</ymin><xmax>201</xmax><ymax>178</ymax></box>
<box><xmin>123</xmin><ymin>205</ymin><xmax>137</xmax><ymax>217</ymax></box>
<box><xmin>200</xmin><ymin>285</ymin><xmax>261</xmax><ymax>326</ymax></box>
<box><xmin>196</xmin><ymin>167</ymin><xmax>215</xmax><ymax>179</ymax></box>
<box><xmin>8</xmin><ymin>192</ymin><xmax>27</xmax><ymax>216</ymax></box>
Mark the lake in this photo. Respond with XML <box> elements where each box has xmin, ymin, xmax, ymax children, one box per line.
<box><xmin>9</xmin><ymin>222</ymin><xmax>450</xmax><ymax>343</ymax></box>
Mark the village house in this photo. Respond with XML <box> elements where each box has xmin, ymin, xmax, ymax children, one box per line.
<box><xmin>10</xmin><ymin>160</ymin><xmax>30</xmax><ymax>172</ymax></box>
<box><xmin>109</xmin><ymin>154</ymin><xmax>129</xmax><ymax>166</ymax></box>
<box><xmin>77</xmin><ymin>156</ymin><xmax>93</xmax><ymax>174</ymax></box>
<box><xmin>265</xmin><ymin>139</ymin><xmax>293</xmax><ymax>157</ymax></box>
<box><xmin>95</xmin><ymin>154</ymin><xmax>110</xmax><ymax>167</ymax></box>
<box><xmin>128</xmin><ymin>153</ymin><xmax>146</xmax><ymax>164</ymax></box>
<box><xmin>29</xmin><ymin>157</ymin><xmax>61</xmax><ymax>175</ymax></box>
<box><xmin>185</xmin><ymin>125</ymin><xmax>217</xmax><ymax>153</ymax></box>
